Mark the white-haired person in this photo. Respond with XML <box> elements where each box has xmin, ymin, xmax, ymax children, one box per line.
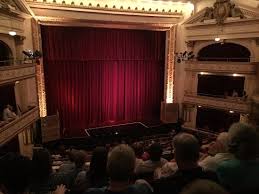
<box><xmin>199</xmin><ymin>132</ymin><xmax>234</xmax><ymax>172</ymax></box>
<box><xmin>216</xmin><ymin>123</ymin><xmax>259</xmax><ymax>193</ymax></box>
<box><xmin>153</xmin><ymin>133</ymin><xmax>218</xmax><ymax>194</ymax></box>
<box><xmin>86</xmin><ymin>144</ymin><xmax>152</xmax><ymax>194</ymax></box>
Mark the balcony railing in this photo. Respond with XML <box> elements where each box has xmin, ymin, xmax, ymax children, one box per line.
<box><xmin>0</xmin><ymin>63</ymin><xmax>36</xmax><ymax>86</ymax></box>
<box><xmin>0</xmin><ymin>106</ymin><xmax>39</xmax><ymax>145</ymax></box>
<box><xmin>185</xmin><ymin>61</ymin><xmax>257</xmax><ymax>74</ymax></box>
<box><xmin>183</xmin><ymin>94</ymin><xmax>250</xmax><ymax>113</ymax></box>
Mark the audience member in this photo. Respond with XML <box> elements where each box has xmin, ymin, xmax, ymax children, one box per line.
<box><xmin>29</xmin><ymin>148</ymin><xmax>70</xmax><ymax>193</ymax></box>
<box><xmin>2</xmin><ymin>104</ymin><xmax>17</xmax><ymax>122</ymax></box>
<box><xmin>86</xmin><ymin>144</ymin><xmax>152</xmax><ymax>194</ymax></box>
<box><xmin>216</xmin><ymin>123</ymin><xmax>259</xmax><ymax>193</ymax></box>
<box><xmin>153</xmin><ymin>133</ymin><xmax>218</xmax><ymax>194</ymax></box>
<box><xmin>135</xmin><ymin>143</ymin><xmax>167</xmax><ymax>175</ymax></box>
<box><xmin>132</xmin><ymin>142</ymin><xmax>144</xmax><ymax>171</ymax></box>
<box><xmin>59</xmin><ymin>150</ymin><xmax>76</xmax><ymax>174</ymax></box>
<box><xmin>199</xmin><ymin>132</ymin><xmax>234</xmax><ymax>172</ymax></box>
<box><xmin>180</xmin><ymin>179</ymin><xmax>229</xmax><ymax>194</ymax></box>
<box><xmin>232</xmin><ymin>90</ymin><xmax>238</xmax><ymax>97</ymax></box>
<box><xmin>0</xmin><ymin>153</ymin><xmax>32</xmax><ymax>194</ymax></box>
<box><xmin>73</xmin><ymin>147</ymin><xmax>108</xmax><ymax>193</ymax></box>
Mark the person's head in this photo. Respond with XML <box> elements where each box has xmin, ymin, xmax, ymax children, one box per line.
<box><xmin>228</xmin><ymin>122</ymin><xmax>259</xmax><ymax>160</ymax></box>
<box><xmin>107</xmin><ymin>144</ymin><xmax>135</xmax><ymax>182</ymax></box>
<box><xmin>32</xmin><ymin>148</ymin><xmax>52</xmax><ymax>180</ymax></box>
<box><xmin>74</xmin><ymin>150</ymin><xmax>86</xmax><ymax>169</ymax></box>
<box><xmin>180</xmin><ymin>179</ymin><xmax>229</xmax><ymax>194</ymax></box>
<box><xmin>148</xmin><ymin>143</ymin><xmax>163</xmax><ymax>162</ymax></box>
<box><xmin>173</xmin><ymin>133</ymin><xmax>200</xmax><ymax>169</ymax></box>
<box><xmin>0</xmin><ymin>153</ymin><xmax>32</xmax><ymax>194</ymax></box>
<box><xmin>214</xmin><ymin>132</ymin><xmax>230</xmax><ymax>153</ymax></box>
<box><xmin>90</xmin><ymin>146</ymin><xmax>108</xmax><ymax>175</ymax></box>
<box><xmin>132</xmin><ymin>142</ymin><xmax>144</xmax><ymax>158</ymax></box>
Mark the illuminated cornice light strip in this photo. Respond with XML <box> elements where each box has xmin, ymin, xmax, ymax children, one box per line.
<box><xmin>28</xmin><ymin>0</ymin><xmax>194</xmax><ymax>14</ymax></box>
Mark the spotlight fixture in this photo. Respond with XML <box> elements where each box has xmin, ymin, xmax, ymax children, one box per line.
<box><xmin>22</xmin><ymin>50</ymin><xmax>42</xmax><ymax>60</ymax></box>
<box><xmin>175</xmin><ymin>51</ymin><xmax>195</xmax><ymax>63</ymax></box>
<box><xmin>9</xmin><ymin>31</ymin><xmax>16</xmax><ymax>36</ymax></box>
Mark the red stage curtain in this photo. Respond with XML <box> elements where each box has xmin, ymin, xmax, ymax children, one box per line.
<box><xmin>41</xmin><ymin>26</ymin><xmax>165</xmax><ymax>137</ymax></box>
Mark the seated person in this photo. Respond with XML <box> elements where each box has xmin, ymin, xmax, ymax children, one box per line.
<box><xmin>135</xmin><ymin>143</ymin><xmax>168</xmax><ymax>175</ymax></box>
<box><xmin>0</xmin><ymin>153</ymin><xmax>32</xmax><ymax>194</ymax></box>
<box><xmin>73</xmin><ymin>147</ymin><xmax>108</xmax><ymax>193</ymax></box>
<box><xmin>2</xmin><ymin>104</ymin><xmax>17</xmax><ymax>122</ymax></box>
<box><xmin>86</xmin><ymin>144</ymin><xmax>152</xmax><ymax>194</ymax></box>
<box><xmin>199</xmin><ymin>132</ymin><xmax>234</xmax><ymax>172</ymax></box>
<box><xmin>153</xmin><ymin>133</ymin><xmax>218</xmax><ymax>194</ymax></box>
<box><xmin>216</xmin><ymin>123</ymin><xmax>259</xmax><ymax>193</ymax></box>
<box><xmin>132</xmin><ymin>142</ymin><xmax>144</xmax><ymax>172</ymax></box>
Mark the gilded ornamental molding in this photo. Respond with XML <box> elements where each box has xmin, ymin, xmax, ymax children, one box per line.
<box><xmin>0</xmin><ymin>107</ymin><xmax>39</xmax><ymax>145</ymax></box>
<box><xmin>0</xmin><ymin>64</ymin><xmax>36</xmax><ymax>86</ymax></box>
<box><xmin>183</xmin><ymin>94</ymin><xmax>250</xmax><ymax>113</ymax></box>
<box><xmin>185</xmin><ymin>61</ymin><xmax>258</xmax><ymax>74</ymax></box>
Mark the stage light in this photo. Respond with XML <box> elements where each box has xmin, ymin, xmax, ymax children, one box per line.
<box><xmin>9</xmin><ymin>31</ymin><xmax>16</xmax><ymax>36</ymax></box>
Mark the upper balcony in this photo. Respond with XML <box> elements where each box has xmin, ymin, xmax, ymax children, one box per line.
<box><xmin>0</xmin><ymin>106</ymin><xmax>39</xmax><ymax>145</ymax></box>
<box><xmin>0</xmin><ymin>63</ymin><xmax>36</xmax><ymax>86</ymax></box>
<box><xmin>183</xmin><ymin>93</ymin><xmax>250</xmax><ymax>113</ymax></box>
<box><xmin>185</xmin><ymin>60</ymin><xmax>257</xmax><ymax>75</ymax></box>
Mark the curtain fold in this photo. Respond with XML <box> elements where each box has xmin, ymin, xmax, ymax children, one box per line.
<box><xmin>41</xmin><ymin>26</ymin><xmax>165</xmax><ymax>137</ymax></box>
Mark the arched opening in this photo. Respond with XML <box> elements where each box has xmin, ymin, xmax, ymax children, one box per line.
<box><xmin>0</xmin><ymin>41</ymin><xmax>13</xmax><ymax>66</ymax></box>
<box><xmin>197</xmin><ymin>43</ymin><xmax>251</xmax><ymax>62</ymax></box>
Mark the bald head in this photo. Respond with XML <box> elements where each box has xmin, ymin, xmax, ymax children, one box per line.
<box><xmin>173</xmin><ymin>133</ymin><xmax>200</xmax><ymax>167</ymax></box>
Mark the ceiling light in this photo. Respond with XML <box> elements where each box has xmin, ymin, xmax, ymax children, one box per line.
<box><xmin>9</xmin><ymin>31</ymin><xmax>16</xmax><ymax>36</ymax></box>
<box><xmin>229</xmin><ymin>110</ymin><xmax>234</xmax><ymax>114</ymax></box>
<box><xmin>200</xmin><ymin>72</ymin><xmax>208</xmax><ymax>75</ymax></box>
<box><xmin>233</xmin><ymin>73</ymin><xmax>239</xmax><ymax>77</ymax></box>
<box><xmin>198</xmin><ymin>105</ymin><xmax>202</xmax><ymax>108</ymax></box>
<box><xmin>215</xmin><ymin>37</ymin><xmax>221</xmax><ymax>42</ymax></box>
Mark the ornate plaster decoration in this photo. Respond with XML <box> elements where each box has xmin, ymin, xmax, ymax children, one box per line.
<box><xmin>32</xmin><ymin>18</ymin><xmax>47</xmax><ymax>117</ymax></box>
<box><xmin>0</xmin><ymin>64</ymin><xmax>36</xmax><ymax>86</ymax></box>
<box><xmin>185</xmin><ymin>61</ymin><xmax>258</xmax><ymax>75</ymax></box>
<box><xmin>165</xmin><ymin>26</ymin><xmax>176</xmax><ymax>103</ymax></box>
<box><xmin>25</xmin><ymin>0</ymin><xmax>194</xmax><ymax>16</ymax></box>
<box><xmin>183</xmin><ymin>94</ymin><xmax>250</xmax><ymax>113</ymax></box>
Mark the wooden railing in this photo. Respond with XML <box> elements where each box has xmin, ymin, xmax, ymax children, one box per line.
<box><xmin>0</xmin><ymin>107</ymin><xmax>39</xmax><ymax>145</ymax></box>
<box><xmin>0</xmin><ymin>63</ymin><xmax>36</xmax><ymax>86</ymax></box>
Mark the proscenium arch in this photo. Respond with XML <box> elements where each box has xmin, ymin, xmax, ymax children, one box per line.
<box><xmin>197</xmin><ymin>42</ymin><xmax>251</xmax><ymax>62</ymax></box>
<box><xmin>0</xmin><ymin>40</ymin><xmax>13</xmax><ymax>66</ymax></box>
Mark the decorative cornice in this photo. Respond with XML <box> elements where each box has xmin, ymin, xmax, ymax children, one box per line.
<box><xmin>185</xmin><ymin>61</ymin><xmax>258</xmax><ymax>74</ymax></box>
<box><xmin>0</xmin><ymin>107</ymin><xmax>39</xmax><ymax>145</ymax></box>
<box><xmin>25</xmin><ymin>0</ymin><xmax>192</xmax><ymax>16</ymax></box>
<box><xmin>0</xmin><ymin>64</ymin><xmax>36</xmax><ymax>86</ymax></box>
<box><xmin>183</xmin><ymin>94</ymin><xmax>250</xmax><ymax>113</ymax></box>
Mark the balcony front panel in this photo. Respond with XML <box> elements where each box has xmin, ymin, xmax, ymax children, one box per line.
<box><xmin>183</xmin><ymin>95</ymin><xmax>250</xmax><ymax>113</ymax></box>
<box><xmin>0</xmin><ymin>107</ymin><xmax>39</xmax><ymax>145</ymax></box>
<box><xmin>185</xmin><ymin>61</ymin><xmax>257</xmax><ymax>74</ymax></box>
<box><xmin>0</xmin><ymin>64</ymin><xmax>36</xmax><ymax>86</ymax></box>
